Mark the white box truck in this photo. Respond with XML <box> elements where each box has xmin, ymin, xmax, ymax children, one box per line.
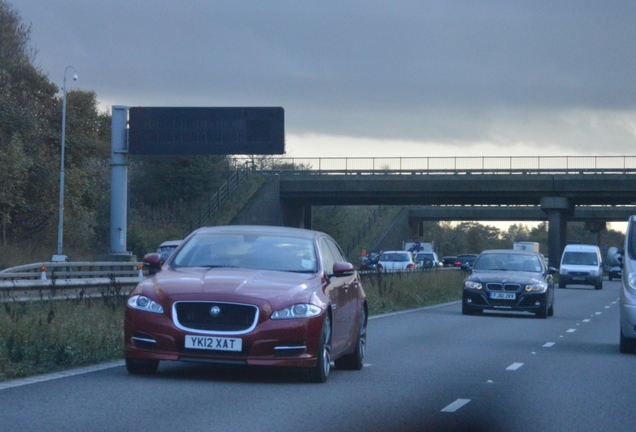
<box><xmin>513</xmin><ymin>242</ymin><xmax>540</xmax><ymax>252</ymax></box>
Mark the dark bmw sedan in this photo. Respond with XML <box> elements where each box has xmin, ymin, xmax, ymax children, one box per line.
<box><xmin>125</xmin><ymin>225</ymin><xmax>367</xmax><ymax>383</ymax></box>
<box><xmin>462</xmin><ymin>249</ymin><xmax>556</xmax><ymax>318</ymax></box>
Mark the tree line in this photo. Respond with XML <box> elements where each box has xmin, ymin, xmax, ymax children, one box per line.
<box><xmin>0</xmin><ymin>2</ymin><xmax>232</xmax><ymax>267</ymax></box>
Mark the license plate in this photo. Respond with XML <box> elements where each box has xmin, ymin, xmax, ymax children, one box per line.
<box><xmin>185</xmin><ymin>335</ymin><xmax>242</xmax><ymax>352</ymax></box>
<box><xmin>572</xmin><ymin>276</ymin><xmax>584</xmax><ymax>281</ymax></box>
<box><xmin>490</xmin><ymin>292</ymin><xmax>516</xmax><ymax>300</ymax></box>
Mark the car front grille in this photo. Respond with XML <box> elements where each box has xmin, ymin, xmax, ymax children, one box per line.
<box><xmin>174</xmin><ymin>301</ymin><xmax>258</xmax><ymax>332</ymax></box>
<box><xmin>568</xmin><ymin>271</ymin><xmax>590</xmax><ymax>276</ymax></box>
<box><xmin>486</xmin><ymin>283</ymin><xmax>521</xmax><ymax>292</ymax></box>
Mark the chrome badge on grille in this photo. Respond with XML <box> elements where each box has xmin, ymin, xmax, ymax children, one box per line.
<box><xmin>210</xmin><ymin>305</ymin><xmax>221</xmax><ymax>317</ymax></box>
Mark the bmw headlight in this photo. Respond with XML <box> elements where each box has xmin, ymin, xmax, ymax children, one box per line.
<box><xmin>127</xmin><ymin>295</ymin><xmax>164</xmax><ymax>313</ymax></box>
<box><xmin>464</xmin><ymin>281</ymin><xmax>482</xmax><ymax>290</ymax></box>
<box><xmin>524</xmin><ymin>283</ymin><xmax>548</xmax><ymax>293</ymax></box>
<box><xmin>271</xmin><ymin>304</ymin><xmax>322</xmax><ymax>319</ymax></box>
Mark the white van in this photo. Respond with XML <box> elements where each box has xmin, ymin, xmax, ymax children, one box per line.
<box><xmin>558</xmin><ymin>244</ymin><xmax>603</xmax><ymax>290</ymax></box>
<box><xmin>615</xmin><ymin>216</ymin><xmax>636</xmax><ymax>352</ymax></box>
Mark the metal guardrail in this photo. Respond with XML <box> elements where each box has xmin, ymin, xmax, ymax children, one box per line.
<box><xmin>0</xmin><ymin>262</ymin><xmax>144</xmax><ymax>302</ymax></box>
<box><xmin>244</xmin><ymin>155</ymin><xmax>636</xmax><ymax>175</ymax></box>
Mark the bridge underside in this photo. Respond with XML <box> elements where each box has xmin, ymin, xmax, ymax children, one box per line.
<box><xmin>277</xmin><ymin>173</ymin><xmax>636</xmax><ymax>264</ymax></box>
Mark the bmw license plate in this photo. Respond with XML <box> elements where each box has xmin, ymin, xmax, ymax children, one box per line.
<box><xmin>490</xmin><ymin>292</ymin><xmax>516</xmax><ymax>300</ymax></box>
<box><xmin>185</xmin><ymin>335</ymin><xmax>242</xmax><ymax>351</ymax></box>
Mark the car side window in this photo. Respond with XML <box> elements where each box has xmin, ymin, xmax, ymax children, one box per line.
<box><xmin>326</xmin><ymin>238</ymin><xmax>346</xmax><ymax>263</ymax></box>
<box><xmin>320</xmin><ymin>238</ymin><xmax>337</xmax><ymax>275</ymax></box>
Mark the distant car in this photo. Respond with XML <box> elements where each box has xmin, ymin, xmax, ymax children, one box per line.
<box><xmin>125</xmin><ymin>225</ymin><xmax>367</xmax><ymax>383</ymax></box>
<box><xmin>376</xmin><ymin>250</ymin><xmax>415</xmax><ymax>272</ymax></box>
<box><xmin>359</xmin><ymin>252</ymin><xmax>380</xmax><ymax>271</ymax></box>
<box><xmin>156</xmin><ymin>240</ymin><xmax>181</xmax><ymax>263</ymax></box>
<box><xmin>414</xmin><ymin>251</ymin><xmax>439</xmax><ymax>269</ymax></box>
<box><xmin>608</xmin><ymin>265</ymin><xmax>621</xmax><ymax>281</ymax></box>
<box><xmin>454</xmin><ymin>254</ymin><xmax>478</xmax><ymax>269</ymax></box>
<box><xmin>462</xmin><ymin>249</ymin><xmax>557</xmax><ymax>318</ymax></box>
<box><xmin>441</xmin><ymin>256</ymin><xmax>457</xmax><ymax>267</ymax></box>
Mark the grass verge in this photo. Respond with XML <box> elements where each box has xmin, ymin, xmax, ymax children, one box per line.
<box><xmin>0</xmin><ymin>269</ymin><xmax>464</xmax><ymax>382</ymax></box>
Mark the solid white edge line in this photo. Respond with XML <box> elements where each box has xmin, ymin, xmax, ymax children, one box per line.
<box><xmin>0</xmin><ymin>360</ymin><xmax>124</xmax><ymax>391</ymax></box>
<box><xmin>441</xmin><ymin>398</ymin><xmax>471</xmax><ymax>413</ymax></box>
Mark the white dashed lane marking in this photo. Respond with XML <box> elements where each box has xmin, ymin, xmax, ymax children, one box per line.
<box><xmin>543</xmin><ymin>342</ymin><xmax>555</xmax><ymax>347</ymax></box>
<box><xmin>506</xmin><ymin>362</ymin><xmax>524</xmax><ymax>371</ymax></box>
<box><xmin>441</xmin><ymin>399</ymin><xmax>471</xmax><ymax>413</ymax></box>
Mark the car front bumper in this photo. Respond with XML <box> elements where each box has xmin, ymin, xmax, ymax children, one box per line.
<box><xmin>463</xmin><ymin>290</ymin><xmax>550</xmax><ymax>313</ymax></box>
<box><xmin>124</xmin><ymin>309</ymin><xmax>326</xmax><ymax>368</ymax></box>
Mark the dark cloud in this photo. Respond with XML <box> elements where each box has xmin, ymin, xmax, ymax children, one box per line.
<box><xmin>11</xmin><ymin>0</ymin><xmax>636</xmax><ymax>153</ymax></box>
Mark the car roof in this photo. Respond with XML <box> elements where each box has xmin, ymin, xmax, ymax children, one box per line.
<box><xmin>190</xmin><ymin>225</ymin><xmax>322</xmax><ymax>241</ymax></box>
<box><xmin>479</xmin><ymin>249</ymin><xmax>540</xmax><ymax>256</ymax></box>
<box><xmin>562</xmin><ymin>244</ymin><xmax>599</xmax><ymax>252</ymax></box>
<box><xmin>159</xmin><ymin>240</ymin><xmax>181</xmax><ymax>247</ymax></box>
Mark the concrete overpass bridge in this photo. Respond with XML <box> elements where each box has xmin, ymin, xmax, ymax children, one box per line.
<box><xmin>243</xmin><ymin>155</ymin><xmax>636</xmax><ymax>263</ymax></box>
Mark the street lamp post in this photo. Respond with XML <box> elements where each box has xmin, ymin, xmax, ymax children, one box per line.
<box><xmin>53</xmin><ymin>66</ymin><xmax>78</xmax><ymax>262</ymax></box>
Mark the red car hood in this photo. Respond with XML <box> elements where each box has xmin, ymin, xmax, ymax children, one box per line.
<box><xmin>137</xmin><ymin>267</ymin><xmax>323</xmax><ymax>309</ymax></box>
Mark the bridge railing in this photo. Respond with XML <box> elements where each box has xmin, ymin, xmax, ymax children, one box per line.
<box><xmin>243</xmin><ymin>155</ymin><xmax>636</xmax><ymax>175</ymax></box>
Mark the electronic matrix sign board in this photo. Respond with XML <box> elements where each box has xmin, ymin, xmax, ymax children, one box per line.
<box><xmin>128</xmin><ymin>107</ymin><xmax>284</xmax><ymax>155</ymax></box>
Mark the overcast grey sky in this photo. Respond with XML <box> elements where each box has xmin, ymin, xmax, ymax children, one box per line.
<box><xmin>10</xmin><ymin>0</ymin><xmax>636</xmax><ymax>157</ymax></box>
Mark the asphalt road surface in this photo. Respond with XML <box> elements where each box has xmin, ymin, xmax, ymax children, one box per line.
<box><xmin>1</xmin><ymin>279</ymin><xmax>634</xmax><ymax>431</ymax></box>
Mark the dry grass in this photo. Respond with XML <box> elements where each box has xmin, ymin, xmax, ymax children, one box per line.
<box><xmin>0</xmin><ymin>293</ymin><xmax>125</xmax><ymax>381</ymax></box>
<box><xmin>363</xmin><ymin>269</ymin><xmax>465</xmax><ymax>315</ymax></box>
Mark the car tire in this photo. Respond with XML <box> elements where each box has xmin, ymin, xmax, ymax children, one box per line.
<box><xmin>125</xmin><ymin>357</ymin><xmax>159</xmax><ymax>375</ymax></box>
<box><xmin>335</xmin><ymin>309</ymin><xmax>367</xmax><ymax>371</ymax></box>
<box><xmin>619</xmin><ymin>328</ymin><xmax>636</xmax><ymax>354</ymax></box>
<box><xmin>307</xmin><ymin>314</ymin><xmax>332</xmax><ymax>383</ymax></box>
<box><xmin>595</xmin><ymin>280</ymin><xmax>603</xmax><ymax>290</ymax></box>
<box><xmin>461</xmin><ymin>302</ymin><xmax>472</xmax><ymax>315</ymax></box>
<box><xmin>536</xmin><ymin>301</ymin><xmax>548</xmax><ymax>318</ymax></box>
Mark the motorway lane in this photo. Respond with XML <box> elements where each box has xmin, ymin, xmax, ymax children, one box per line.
<box><xmin>0</xmin><ymin>279</ymin><xmax>634</xmax><ymax>431</ymax></box>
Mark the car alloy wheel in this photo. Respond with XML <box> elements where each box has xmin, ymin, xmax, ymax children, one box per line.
<box><xmin>335</xmin><ymin>308</ymin><xmax>367</xmax><ymax>370</ymax></box>
<box><xmin>307</xmin><ymin>313</ymin><xmax>331</xmax><ymax>383</ymax></box>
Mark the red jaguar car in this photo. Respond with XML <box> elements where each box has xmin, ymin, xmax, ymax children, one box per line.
<box><xmin>124</xmin><ymin>225</ymin><xmax>367</xmax><ymax>383</ymax></box>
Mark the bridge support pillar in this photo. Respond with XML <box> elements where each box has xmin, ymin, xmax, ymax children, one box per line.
<box><xmin>280</xmin><ymin>201</ymin><xmax>311</xmax><ymax>229</ymax></box>
<box><xmin>541</xmin><ymin>197</ymin><xmax>572</xmax><ymax>267</ymax></box>
<box><xmin>585</xmin><ymin>220</ymin><xmax>607</xmax><ymax>247</ymax></box>
<box><xmin>408</xmin><ymin>218</ymin><xmax>421</xmax><ymax>240</ymax></box>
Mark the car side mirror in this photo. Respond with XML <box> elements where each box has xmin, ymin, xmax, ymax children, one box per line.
<box><xmin>143</xmin><ymin>252</ymin><xmax>163</xmax><ymax>275</ymax></box>
<box><xmin>333</xmin><ymin>261</ymin><xmax>356</xmax><ymax>277</ymax></box>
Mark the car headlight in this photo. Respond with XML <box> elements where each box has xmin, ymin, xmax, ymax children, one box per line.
<box><xmin>628</xmin><ymin>272</ymin><xmax>636</xmax><ymax>291</ymax></box>
<box><xmin>464</xmin><ymin>281</ymin><xmax>482</xmax><ymax>290</ymax></box>
<box><xmin>271</xmin><ymin>304</ymin><xmax>322</xmax><ymax>319</ymax></box>
<box><xmin>524</xmin><ymin>283</ymin><xmax>548</xmax><ymax>293</ymax></box>
<box><xmin>127</xmin><ymin>295</ymin><xmax>164</xmax><ymax>313</ymax></box>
